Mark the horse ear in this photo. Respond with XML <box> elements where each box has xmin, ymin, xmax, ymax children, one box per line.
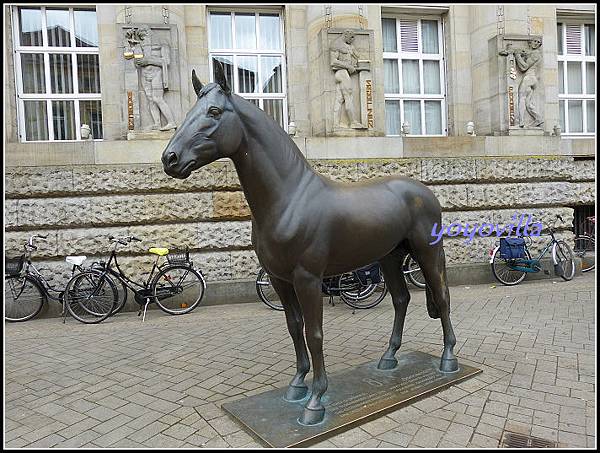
<box><xmin>191</xmin><ymin>69</ymin><xmax>203</xmax><ymax>98</ymax></box>
<box><xmin>213</xmin><ymin>60</ymin><xmax>231</xmax><ymax>95</ymax></box>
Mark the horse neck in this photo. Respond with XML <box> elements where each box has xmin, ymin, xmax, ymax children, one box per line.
<box><xmin>229</xmin><ymin>97</ymin><xmax>322</xmax><ymax>219</ymax></box>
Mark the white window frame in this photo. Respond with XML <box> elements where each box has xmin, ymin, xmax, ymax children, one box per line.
<box><xmin>382</xmin><ymin>14</ymin><xmax>447</xmax><ymax>136</ymax></box>
<box><xmin>207</xmin><ymin>8</ymin><xmax>288</xmax><ymax>131</ymax></box>
<box><xmin>557</xmin><ymin>20</ymin><xmax>595</xmax><ymax>137</ymax></box>
<box><xmin>12</xmin><ymin>5</ymin><xmax>102</xmax><ymax>142</ymax></box>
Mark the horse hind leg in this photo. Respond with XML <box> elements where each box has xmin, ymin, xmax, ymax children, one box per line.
<box><xmin>410</xmin><ymin>241</ymin><xmax>458</xmax><ymax>373</ymax></box>
<box><xmin>377</xmin><ymin>250</ymin><xmax>411</xmax><ymax>370</ymax></box>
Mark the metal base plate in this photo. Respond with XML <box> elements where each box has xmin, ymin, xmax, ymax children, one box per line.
<box><xmin>222</xmin><ymin>351</ymin><xmax>482</xmax><ymax>448</ymax></box>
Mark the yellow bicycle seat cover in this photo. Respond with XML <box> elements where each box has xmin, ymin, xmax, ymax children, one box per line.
<box><xmin>149</xmin><ymin>247</ymin><xmax>169</xmax><ymax>256</ymax></box>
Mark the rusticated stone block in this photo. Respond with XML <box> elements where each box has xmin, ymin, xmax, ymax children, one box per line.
<box><xmin>5</xmin><ymin>230</ymin><xmax>59</xmax><ymax>258</ymax></box>
<box><xmin>467</xmin><ymin>182</ymin><xmax>582</xmax><ymax>209</ymax></box>
<box><xmin>356</xmin><ymin>159</ymin><xmax>421</xmax><ymax>181</ymax></box>
<box><xmin>429</xmin><ymin>185</ymin><xmax>469</xmax><ymax>210</ymax></box>
<box><xmin>5</xmin><ymin>166</ymin><xmax>73</xmax><ymax>197</ymax></box>
<box><xmin>150</xmin><ymin>161</ymin><xmax>232</xmax><ymax>191</ymax></box>
<box><xmin>212</xmin><ymin>192</ymin><xmax>251</xmax><ymax>219</ymax></box>
<box><xmin>5</xmin><ymin>200</ymin><xmax>19</xmax><ymax>228</ymax></box>
<box><xmin>231</xmin><ymin>250</ymin><xmax>260</xmax><ymax>279</ymax></box>
<box><xmin>311</xmin><ymin>161</ymin><xmax>358</xmax><ymax>182</ymax></box>
<box><xmin>198</xmin><ymin>221</ymin><xmax>252</xmax><ymax>249</ymax></box>
<box><xmin>421</xmin><ymin>158</ymin><xmax>477</xmax><ymax>184</ymax></box>
<box><xmin>476</xmin><ymin>158</ymin><xmax>529</xmax><ymax>182</ymax></box>
<box><xmin>72</xmin><ymin>165</ymin><xmax>154</xmax><ymax>193</ymax></box>
<box><xmin>574</xmin><ymin>182</ymin><xmax>595</xmax><ymax>204</ymax></box>
<box><xmin>526</xmin><ymin>157</ymin><xmax>572</xmax><ymax>181</ymax></box>
<box><xmin>224</xmin><ymin>161</ymin><xmax>242</xmax><ymax>188</ymax></box>
<box><xmin>569</xmin><ymin>159</ymin><xmax>596</xmax><ymax>182</ymax></box>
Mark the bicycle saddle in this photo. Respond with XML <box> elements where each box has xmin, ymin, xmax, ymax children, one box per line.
<box><xmin>65</xmin><ymin>256</ymin><xmax>87</xmax><ymax>266</ymax></box>
<box><xmin>148</xmin><ymin>247</ymin><xmax>169</xmax><ymax>256</ymax></box>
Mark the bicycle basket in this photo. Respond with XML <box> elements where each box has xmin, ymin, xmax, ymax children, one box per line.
<box><xmin>166</xmin><ymin>248</ymin><xmax>190</xmax><ymax>264</ymax></box>
<box><xmin>499</xmin><ymin>238</ymin><xmax>526</xmax><ymax>260</ymax></box>
<box><xmin>5</xmin><ymin>255</ymin><xmax>25</xmax><ymax>276</ymax></box>
<box><xmin>355</xmin><ymin>263</ymin><xmax>383</xmax><ymax>286</ymax></box>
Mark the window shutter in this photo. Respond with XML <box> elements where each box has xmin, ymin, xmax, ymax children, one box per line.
<box><xmin>566</xmin><ymin>24</ymin><xmax>582</xmax><ymax>55</ymax></box>
<box><xmin>399</xmin><ymin>19</ymin><xmax>419</xmax><ymax>52</ymax></box>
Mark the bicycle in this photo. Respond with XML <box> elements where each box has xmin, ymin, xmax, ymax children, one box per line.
<box><xmin>5</xmin><ymin>234</ymin><xmax>117</xmax><ymax>323</ymax></box>
<box><xmin>69</xmin><ymin>235</ymin><xmax>206</xmax><ymax>321</ymax></box>
<box><xmin>489</xmin><ymin>215</ymin><xmax>575</xmax><ymax>286</ymax></box>
<box><xmin>573</xmin><ymin>215</ymin><xmax>595</xmax><ymax>273</ymax></box>
<box><xmin>256</xmin><ymin>262</ymin><xmax>388</xmax><ymax>311</ymax></box>
<box><xmin>402</xmin><ymin>254</ymin><xmax>426</xmax><ymax>289</ymax></box>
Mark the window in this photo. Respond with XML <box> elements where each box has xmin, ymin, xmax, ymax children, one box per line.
<box><xmin>208</xmin><ymin>10</ymin><xmax>287</xmax><ymax>129</ymax></box>
<box><xmin>382</xmin><ymin>16</ymin><xmax>446</xmax><ymax>136</ymax></box>
<box><xmin>557</xmin><ymin>21</ymin><xmax>595</xmax><ymax>135</ymax></box>
<box><xmin>13</xmin><ymin>6</ymin><xmax>102</xmax><ymax>141</ymax></box>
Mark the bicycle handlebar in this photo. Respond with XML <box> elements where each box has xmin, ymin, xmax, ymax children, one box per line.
<box><xmin>108</xmin><ymin>235</ymin><xmax>143</xmax><ymax>246</ymax></box>
<box><xmin>25</xmin><ymin>234</ymin><xmax>48</xmax><ymax>250</ymax></box>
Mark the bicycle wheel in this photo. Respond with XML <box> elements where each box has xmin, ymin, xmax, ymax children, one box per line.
<box><xmin>553</xmin><ymin>240</ymin><xmax>575</xmax><ymax>281</ymax></box>
<box><xmin>110</xmin><ymin>277</ymin><xmax>129</xmax><ymax>316</ymax></box>
<box><xmin>256</xmin><ymin>268</ymin><xmax>284</xmax><ymax>311</ymax></box>
<box><xmin>573</xmin><ymin>235</ymin><xmax>595</xmax><ymax>273</ymax></box>
<box><xmin>403</xmin><ymin>255</ymin><xmax>426</xmax><ymax>289</ymax></box>
<box><xmin>4</xmin><ymin>275</ymin><xmax>46</xmax><ymax>322</ymax></box>
<box><xmin>490</xmin><ymin>246</ymin><xmax>531</xmax><ymax>286</ymax></box>
<box><xmin>340</xmin><ymin>272</ymin><xmax>387</xmax><ymax>309</ymax></box>
<box><xmin>64</xmin><ymin>271</ymin><xmax>118</xmax><ymax>323</ymax></box>
<box><xmin>152</xmin><ymin>264</ymin><xmax>206</xmax><ymax>315</ymax></box>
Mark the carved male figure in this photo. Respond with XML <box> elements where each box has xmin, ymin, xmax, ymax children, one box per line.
<box><xmin>330</xmin><ymin>30</ymin><xmax>363</xmax><ymax>129</ymax></box>
<box><xmin>133</xmin><ymin>26</ymin><xmax>177</xmax><ymax>131</ymax></box>
<box><xmin>501</xmin><ymin>38</ymin><xmax>544</xmax><ymax>127</ymax></box>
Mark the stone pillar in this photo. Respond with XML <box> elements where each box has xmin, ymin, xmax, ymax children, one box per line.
<box><xmin>183</xmin><ymin>5</ymin><xmax>209</xmax><ymax>109</ymax></box>
<box><xmin>5</xmin><ymin>5</ymin><xmax>18</xmax><ymax>142</ymax></box>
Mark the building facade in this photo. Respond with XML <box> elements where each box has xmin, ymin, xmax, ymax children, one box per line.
<box><xmin>4</xmin><ymin>4</ymin><xmax>596</xmax><ymax>311</ymax></box>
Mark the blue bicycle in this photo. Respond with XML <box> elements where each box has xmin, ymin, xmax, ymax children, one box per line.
<box><xmin>489</xmin><ymin>215</ymin><xmax>575</xmax><ymax>286</ymax></box>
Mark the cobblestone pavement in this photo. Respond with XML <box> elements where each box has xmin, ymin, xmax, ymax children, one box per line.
<box><xmin>5</xmin><ymin>272</ymin><xmax>596</xmax><ymax>448</ymax></box>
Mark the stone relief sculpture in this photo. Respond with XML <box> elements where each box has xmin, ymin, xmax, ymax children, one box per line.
<box><xmin>330</xmin><ymin>29</ymin><xmax>363</xmax><ymax>129</ymax></box>
<box><xmin>124</xmin><ymin>26</ymin><xmax>177</xmax><ymax>131</ymax></box>
<box><xmin>161</xmin><ymin>62</ymin><xmax>459</xmax><ymax>426</ymax></box>
<box><xmin>499</xmin><ymin>37</ymin><xmax>544</xmax><ymax>128</ymax></box>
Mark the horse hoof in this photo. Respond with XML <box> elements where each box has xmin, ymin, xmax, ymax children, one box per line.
<box><xmin>284</xmin><ymin>384</ymin><xmax>308</xmax><ymax>402</ymax></box>
<box><xmin>440</xmin><ymin>357</ymin><xmax>459</xmax><ymax>373</ymax></box>
<box><xmin>377</xmin><ymin>357</ymin><xmax>398</xmax><ymax>370</ymax></box>
<box><xmin>298</xmin><ymin>406</ymin><xmax>325</xmax><ymax>426</ymax></box>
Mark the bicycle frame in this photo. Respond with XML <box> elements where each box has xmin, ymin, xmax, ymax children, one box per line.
<box><xmin>506</xmin><ymin>232</ymin><xmax>559</xmax><ymax>273</ymax></box>
<box><xmin>94</xmin><ymin>249</ymin><xmax>163</xmax><ymax>297</ymax></box>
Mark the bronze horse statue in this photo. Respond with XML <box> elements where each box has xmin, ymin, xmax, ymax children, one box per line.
<box><xmin>162</xmin><ymin>62</ymin><xmax>458</xmax><ymax>426</ymax></box>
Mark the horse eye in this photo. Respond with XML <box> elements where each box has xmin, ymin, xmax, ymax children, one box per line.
<box><xmin>208</xmin><ymin>107</ymin><xmax>222</xmax><ymax>118</ymax></box>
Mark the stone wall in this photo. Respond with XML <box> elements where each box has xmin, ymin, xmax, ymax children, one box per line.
<box><xmin>5</xmin><ymin>157</ymin><xmax>594</xmax><ymax>288</ymax></box>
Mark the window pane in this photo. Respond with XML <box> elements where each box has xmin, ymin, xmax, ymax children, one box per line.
<box><xmin>77</xmin><ymin>54</ymin><xmax>100</xmax><ymax>93</ymax></box>
<box><xmin>237</xmin><ymin>55</ymin><xmax>258</xmax><ymax>93</ymax></box>
<box><xmin>425</xmin><ymin>100</ymin><xmax>442</xmax><ymax>134</ymax></box>
<box><xmin>80</xmin><ymin>100</ymin><xmax>103</xmax><ymax>138</ymax></box>
<box><xmin>423</xmin><ymin>60</ymin><xmax>440</xmax><ymax>94</ymax></box>
<box><xmin>212</xmin><ymin>56</ymin><xmax>234</xmax><ymax>90</ymax></box>
<box><xmin>246</xmin><ymin>98</ymin><xmax>260</xmax><ymax>107</ymax></box>
<box><xmin>263</xmin><ymin>99</ymin><xmax>284</xmax><ymax>128</ymax></box>
<box><xmin>586</xmin><ymin>100</ymin><xmax>595</xmax><ymax>133</ymax></box>
<box><xmin>210</xmin><ymin>13</ymin><xmax>232</xmax><ymax>49</ymax></box>
<box><xmin>586</xmin><ymin>62</ymin><xmax>595</xmax><ymax>94</ymax></box>
<box><xmin>402</xmin><ymin>60</ymin><xmax>420</xmax><ymax>94</ymax></box>
<box><xmin>566</xmin><ymin>61</ymin><xmax>582</xmax><ymax>94</ymax></box>
<box><xmin>404</xmin><ymin>100</ymin><xmax>421</xmax><ymax>134</ymax></box>
<box><xmin>49</xmin><ymin>54</ymin><xmax>73</xmax><ymax>93</ymax></box>
<box><xmin>23</xmin><ymin>101</ymin><xmax>48</xmax><ymax>140</ymax></box>
<box><xmin>19</xmin><ymin>7</ymin><xmax>43</xmax><ymax>46</ymax></box>
<box><xmin>52</xmin><ymin>100</ymin><xmax>76</xmax><ymax>140</ymax></box>
<box><xmin>235</xmin><ymin>13</ymin><xmax>256</xmax><ymax>49</ymax></box>
<box><xmin>421</xmin><ymin>20</ymin><xmax>439</xmax><ymax>54</ymax></box>
<box><xmin>385</xmin><ymin>100</ymin><xmax>400</xmax><ymax>135</ymax></box>
<box><xmin>382</xmin><ymin>18</ymin><xmax>397</xmax><ymax>52</ymax></box>
<box><xmin>261</xmin><ymin>56</ymin><xmax>282</xmax><ymax>93</ymax></box>
<box><xmin>568</xmin><ymin>100</ymin><xmax>583</xmax><ymax>133</ymax></box>
<box><xmin>585</xmin><ymin>24</ymin><xmax>595</xmax><ymax>56</ymax></box>
<box><xmin>559</xmin><ymin>100</ymin><xmax>565</xmax><ymax>132</ymax></box>
<box><xmin>558</xmin><ymin>61</ymin><xmax>564</xmax><ymax>94</ymax></box>
<box><xmin>557</xmin><ymin>23</ymin><xmax>563</xmax><ymax>55</ymax></box>
<box><xmin>21</xmin><ymin>53</ymin><xmax>46</xmax><ymax>94</ymax></box>
<box><xmin>384</xmin><ymin>59</ymin><xmax>399</xmax><ymax>93</ymax></box>
<box><xmin>46</xmin><ymin>8</ymin><xmax>71</xmax><ymax>47</ymax></box>
<box><xmin>259</xmin><ymin>14</ymin><xmax>281</xmax><ymax>50</ymax></box>
<box><xmin>74</xmin><ymin>9</ymin><xmax>98</xmax><ymax>47</ymax></box>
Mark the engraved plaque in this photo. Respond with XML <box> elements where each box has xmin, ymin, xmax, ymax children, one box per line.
<box><xmin>222</xmin><ymin>351</ymin><xmax>482</xmax><ymax>448</ymax></box>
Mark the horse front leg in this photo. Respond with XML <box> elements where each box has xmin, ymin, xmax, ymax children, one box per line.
<box><xmin>293</xmin><ymin>267</ymin><xmax>327</xmax><ymax>425</ymax></box>
<box><xmin>269</xmin><ymin>275</ymin><xmax>310</xmax><ymax>401</ymax></box>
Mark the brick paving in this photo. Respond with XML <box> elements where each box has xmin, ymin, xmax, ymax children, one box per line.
<box><xmin>4</xmin><ymin>272</ymin><xmax>596</xmax><ymax>448</ymax></box>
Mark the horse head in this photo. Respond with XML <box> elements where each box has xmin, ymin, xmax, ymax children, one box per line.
<box><xmin>162</xmin><ymin>61</ymin><xmax>245</xmax><ymax>179</ymax></box>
